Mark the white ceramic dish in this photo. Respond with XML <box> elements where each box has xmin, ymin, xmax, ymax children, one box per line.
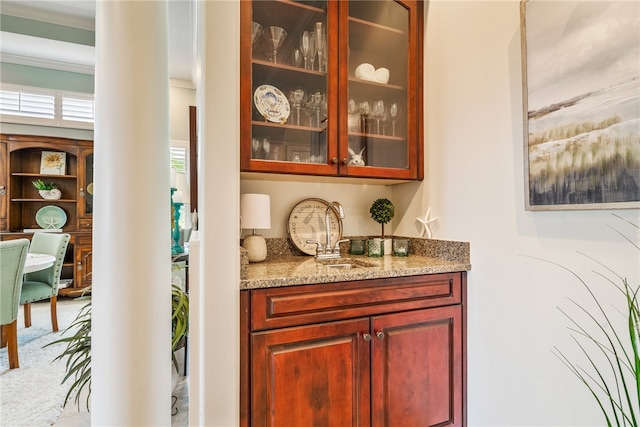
<box><xmin>253</xmin><ymin>84</ymin><xmax>291</xmax><ymax>123</ymax></box>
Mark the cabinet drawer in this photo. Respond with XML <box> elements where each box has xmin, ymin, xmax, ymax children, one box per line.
<box><xmin>75</xmin><ymin>233</ymin><xmax>92</xmax><ymax>246</ymax></box>
<box><xmin>249</xmin><ymin>272</ymin><xmax>462</xmax><ymax>331</ymax></box>
<box><xmin>78</xmin><ymin>219</ymin><xmax>92</xmax><ymax>230</ymax></box>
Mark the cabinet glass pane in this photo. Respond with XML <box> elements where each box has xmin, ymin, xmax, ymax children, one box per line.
<box><xmin>347</xmin><ymin>0</ymin><xmax>409</xmax><ymax>169</ymax></box>
<box><xmin>85</xmin><ymin>153</ymin><xmax>93</xmax><ymax>215</ymax></box>
<box><xmin>251</xmin><ymin>1</ymin><xmax>329</xmax><ymax>164</ymax></box>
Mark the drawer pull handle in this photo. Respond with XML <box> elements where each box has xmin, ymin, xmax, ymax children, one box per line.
<box><xmin>362</xmin><ymin>333</ymin><xmax>372</xmax><ymax>342</ymax></box>
<box><xmin>376</xmin><ymin>331</ymin><xmax>385</xmax><ymax>340</ymax></box>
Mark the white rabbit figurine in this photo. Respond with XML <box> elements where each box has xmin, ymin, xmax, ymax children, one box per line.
<box><xmin>348</xmin><ymin>147</ymin><xmax>366</xmax><ymax>166</ymax></box>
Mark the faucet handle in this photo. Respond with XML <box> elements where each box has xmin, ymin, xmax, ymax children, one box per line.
<box><xmin>306</xmin><ymin>239</ymin><xmax>324</xmax><ymax>255</ymax></box>
<box><xmin>332</xmin><ymin>239</ymin><xmax>349</xmax><ymax>254</ymax></box>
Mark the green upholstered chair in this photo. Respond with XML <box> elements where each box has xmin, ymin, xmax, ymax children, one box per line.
<box><xmin>20</xmin><ymin>232</ymin><xmax>71</xmax><ymax>332</ymax></box>
<box><xmin>0</xmin><ymin>238</ymin><xmax>30</xmax><ymax>369</ymax></box>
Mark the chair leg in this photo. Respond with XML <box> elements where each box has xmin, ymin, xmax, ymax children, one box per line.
<box><xmin>6</xmin><ymin>320</ymin><xmax>19</xmax><ymax>369</ymax></box>
<box><xmin>1</xmin><ymin>324</ymin><xmax>7</xmax><ymax>348</ymax></box>
<box><xmin>23</xmin><ymin>303</ymin><xmax>32</xmax><ymax>328</ymax></box>
<box><xmin>50</xmin><ymin>296</ymin><xmax>58</xmax><ymax>332</ymax></box>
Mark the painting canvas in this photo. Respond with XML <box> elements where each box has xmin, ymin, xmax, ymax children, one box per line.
<box><xmin>521</xmin><ymin>1</ymin><xmax>640</xmax><ymax>210</ymax></box>
<box><xmin>40</xmin><ymin>151</ymin><xmax>67</xmax><ymax>175</ymax></box>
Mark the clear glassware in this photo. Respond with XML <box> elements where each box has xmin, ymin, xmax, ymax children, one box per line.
<box><xmin>308</xmin><ymin>33</ymin><xmax>316</xmax><ymax>71</ymax></box>
<box><xmin>372</xmin><ymin>100</ymin><xmax>385</xmax><ymax>134</ymax></box>
<box><xmin>293</xmin><ymin>48</ymin><xmax>302</xmax><ymax>68</ymax></box>
<box><xmin>309</xmin><ymin>91</ymin><xmax>325</xmax><ymax>128</ymax></box>
<box><xmin>358</xmin><ymin>100</ymin><xmax>370</xmax><ymax>133</ymax></box>
<box><xmin>265</xmin><ymin>26</ymin><xmax>287</xmax><ymax>64</ymax></box>
<box><xmin>315</xmin><ymin>22</ymin><xmax>325</xmax><ymax>72</ymax></box>
<box><xmin>251</xmin><ymin>22</ymin><xmax>263</xmax><ymax>47</ymax></box>
<box><xmin>288</xmin><ymin>87</ymin><xmax>305</xmax><ymax>126</ymax></box>
<box><xmin>261</xmin><ymin>138</ymin><xmax>270</xmax><ymax>159</ymax></box>
<box><xmin>390</xmin><ymin>102</ymin><xmax>398</xmax><ymax>136</ymax></box>
<box><xmin>299</xmin><ymin>31</ymin><xmax>310</xmax><ymax>69</ymax></box>
<box><xmin>302</xmin><ymin>106</ymin><xmax>314</xmax><ymax>127</ymax></box>
<box><xmin>252</xmin><ymin>138</ymin><xmax>261</xmax><ymax>159</ymax></box>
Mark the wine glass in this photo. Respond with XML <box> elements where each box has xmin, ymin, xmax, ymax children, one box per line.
<box><xmin>358</xmin><ymin>100</ymin><xmax>370</xmax><ymax>133</ymax></box>
<box><xmin>292</xmin><ymin>48</ymin><xmax>302</xmax><ymax>68</ymax></box>
<box><xmin>315</xmin><ymin>22</ymin><xmax>325</xmax><ymax>72</ymax></box>
<box><xmin>251</xmin><ymin>22</ymin><xmax>263</xmax><ymax>47</ymax></box>
<box><xmin>372</xmin><ymin>100</ymin><xmax>386</xmax><ymax>134</ymax></box>
<box><xmin>308</xmin><ymin>33</ymin><xmax>316</xmax><ymax>71</ymax></box>
<box><xmin>265</xmin><ymin>26</ymin><xmax>287</xmax><ymax>64</ymax></box>
<box><xmin>310</xmin><ymin>91</ymin><xmax>325</xmax><ymax>127</ymax></box>
<box><xmin>262</xmin><ymin>138</ymin><xmax>270</xmax><ymax>159</ymax></box>
<box><xmin>300</xmin><ymin>31</ymin><xmax>310</xmax><ymax>69</ymax></box>
<box><xmin>390</xmin><ymin>102</ymin><xmax>398</xmax><ymax>136</ymax></box>
<box><xmin>288</xmin><ymin>87</ymin><xmax>305</xmax><ymax>126</ymax></box>
<box><xmin>252</xmin><ymin>138</ymin><xmax>261</xmax><ymax>159</ymax></box>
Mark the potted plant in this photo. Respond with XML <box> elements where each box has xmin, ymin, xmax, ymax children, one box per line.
<box><xmin>32</xmin><ymin>179</ymin><xmax>62</xmax><ymax>200</ymax></box>
<box><xmin>47</xmin><ymin>278</ymin><xmax>189</xmax><ymax>411</ymax></box>
<box><xmin>369</xmin><ymin>198</ymin><xmax>395</xmax><ymax>256</ymax></box>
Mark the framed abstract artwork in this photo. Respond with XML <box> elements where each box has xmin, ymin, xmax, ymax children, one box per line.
<box><xmin>520</xmin><ymin>0</ymin><xmax>639</xmax><ymax>210</ymax></box>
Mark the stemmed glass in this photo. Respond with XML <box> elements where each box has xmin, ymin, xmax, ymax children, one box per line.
<box><xmin>372</xmin><ymin>100</ymin><xmax>386</xmax><ymax>134</ymax></box>
<box><xmin>308</xmin><ymin>33</ymin><xmax>317</xmax><ymax>71</ymax></box>
<box><xmin>310</xmin><ymin>91</ymin><xmax>325</xmax><ymax>127</ymax></box>
<box><xmin>299</xmin><ymin>31</ymin><xmax>310</xmax><ymax>69</ymax></box>
<box><xmin>265</xmin><ymin>26</ymin><xmax>287</xmax><ymax>64</ymax></box>
<box><xmin>252</xmin><ymin>138</ymin><xmax>261</xmax><ymax>159</ymax></box>
<box><xmin>262</xmin><ymin>138</ymin><xmax>270</xmax><ymax>159</ymax></box>
<box><xmin>315</xmin><ymin>22</ymin><xmax>325</xmax><ymax>72</ymax></box>
<box><xmin>251</xmin><ymin>22</ymin><xmax>263</xmax><ymax>47</ymax></box>
<box><xmin>288</xmin><ymin>87</ymin><xmax>306</xmax><ymax>126</ymax></box>
<box><xmin>390</xmin><ymin>103</ymin><xmax>398</xmax><ymax>136</ymax></box>
<box><xmin>358</xmin><ymin>100</ymin><xmax>370</xmax><ymax>133</ymax></box>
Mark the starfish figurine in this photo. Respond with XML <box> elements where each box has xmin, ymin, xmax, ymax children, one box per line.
<box><xmin>416</xmin><ymin>208</ymin><xmax>438</xmax><ymax>238</ymax></box>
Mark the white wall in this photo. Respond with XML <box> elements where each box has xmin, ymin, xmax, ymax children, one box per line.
<box><xmin>238</xmin><ymin>1</ymin><xmax>639</xmax><ymax>426</ymax></box>
<box><xmin>423</xmin><ymin>1</ymin><xmax>639</xmax><ymax>426</ymax></box>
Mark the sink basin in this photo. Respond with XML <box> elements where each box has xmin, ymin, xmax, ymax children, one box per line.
<box><xmin>318</xmin><ymin>258</ymin><xmax>376</xmax><ymax>269</ymax></box>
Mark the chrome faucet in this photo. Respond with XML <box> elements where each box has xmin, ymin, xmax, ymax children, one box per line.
<box><xmin>307</xmin><ymin>201</ymin><xmax>348</xmax><ymax>259</ymax></box>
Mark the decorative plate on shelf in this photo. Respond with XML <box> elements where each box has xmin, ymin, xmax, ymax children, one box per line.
<box><xmin>287</xmin><ymin>198</ymin><xmax>343</xmax><ymax>256</ymax></box>
<box><xmin>253</xmin><ymin>84</ymin><xmax>290</xmax><ymax>123</ymax></box>
<box><xmin>35</xmin><ymin>205</ymin><xmax>67</xmax><ymax>229</ymax></box>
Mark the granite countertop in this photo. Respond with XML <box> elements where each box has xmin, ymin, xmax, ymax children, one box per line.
<box><xmin>240</xmin><ymin>237</ymin><xmax>471</xmax><ymax>290</ymax></box>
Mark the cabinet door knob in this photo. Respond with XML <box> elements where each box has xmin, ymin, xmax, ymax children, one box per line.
<box><xmin>79</xmin><ymin>187</ymin><xmax>85</xmax><ymax>197</ymax></box>
<box><xmin>376</xmin><ymin>331</ymin><xmax>385</xmax><ymax>340</ymax></box>
<box><xmin>0</xmin><ymin>185</ymin><xmax>5</xmax><ymax>195</ymax></box>
<box><xmin>342</xmin><ymin>158</ymin><xmax>348</xmax><ymax>165</ymax></box>
<box><xmin>332</xmin><ymin>157</ymin><xmax>338</xmax><ymax>164</ymax></box>
<box><xmin>362</xmin><ymin>333</ymin><xmax>372</xmax><ymax>342</ymax></box>
<box><xmin>77</xmin><ymin>261</ymin><xmax>83</xmax><ymax>271</ymax></box>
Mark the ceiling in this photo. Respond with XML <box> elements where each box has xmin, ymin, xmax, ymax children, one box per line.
<box><xmin>0</xmin><ymin>0</ymin><xmax>195</xmax><ymax>85</ymax></box>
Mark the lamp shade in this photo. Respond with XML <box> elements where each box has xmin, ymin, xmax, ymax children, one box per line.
<box><xmin>174</xmin><ymin>172</ymin><xmax>190</xmax><ymax>204</ymax></box>
<box><xmin>240</xmin><ymin>193</ymin><xmax>271</xmax><ymax>230</ymax></box>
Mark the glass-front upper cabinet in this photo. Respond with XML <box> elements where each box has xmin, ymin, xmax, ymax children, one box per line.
<box><xmin>240</xmin><ymin>0</ymin><xmax>423</xmax><ymax>181</ymax></box>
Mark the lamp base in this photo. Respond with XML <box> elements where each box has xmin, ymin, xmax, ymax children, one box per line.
<box><xmin>242</xmin><ymin>234</ymin><xmax>267</xmax><ymax>262</ymax></box>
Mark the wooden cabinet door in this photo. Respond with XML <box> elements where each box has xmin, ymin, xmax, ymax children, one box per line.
<box><xmin>251</xmin><ymin>318</ymin><xmax>370</xmax><ymax>427</ymax></box>
<box><xmin>0</xmin><ymin>141</ymin><xmax>7</xmax><ymax>231</ymax></box>
<box><xmin>74</xmin><ymin>235</ymin><xmax>92</xmax><ymax>289</ymax></box>
<box><xmin>371</xmin><ymin>306</ymin><xmax>463</xmax><ymax>427</ymax></box>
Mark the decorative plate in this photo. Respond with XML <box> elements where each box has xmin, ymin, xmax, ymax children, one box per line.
<box><xmin>287</xmin><ymin>198</ymin><xmax>343</xmax><ymax>256</ymax></box>
<box><xmin>254</xmin><ymin>84</ymin><xmax>290</xmax><ymax>123</ymax></box>
<box><xmin>35</xmin><ymin>205</ymin><xmax>67</xmax><ymax>229</ymax></box>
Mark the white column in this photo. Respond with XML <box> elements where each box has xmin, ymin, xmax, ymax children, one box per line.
<box><xmin>193</xmin><ymin>0</ymin><xmax>240</xmax><ymax>425</ymax></box>
<box><xmin>93</xmin><ymin>2</ymin><xmax>171</xmax><ymax>425</ymax></box>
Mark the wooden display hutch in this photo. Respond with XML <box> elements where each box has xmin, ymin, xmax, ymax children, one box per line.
<box><xmin>0</xmin><ymin>134</ymin><xmax>93</xmax><ymax>296</ymax></box>
<box><xmin>240</xmin><ymin>0</ymin><xmax>424</xmax><ymax>181</ymax></box>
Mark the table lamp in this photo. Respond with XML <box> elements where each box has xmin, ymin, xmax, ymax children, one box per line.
<box><xmin>240</xmin><ymin>193</ymin><xmax>271</xmax><ymax>262</ymax></box>
<box><xmin>171</xmin><ymin>172</ymin><xmax>190</xmax><ymax>255</ymax></box>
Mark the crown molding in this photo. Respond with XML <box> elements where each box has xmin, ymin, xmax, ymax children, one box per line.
<box><xmin>1</xmin><ymin>31</ymin><xmax>94</xmax><ymax>74</ymax></box>
<box><xmin>0</xmin><ymin>1</ymin><xmax>95</xmax><ymax>31</ymax></box>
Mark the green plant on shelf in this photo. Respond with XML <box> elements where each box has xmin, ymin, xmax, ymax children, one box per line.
<box><xmin>32</xmin><ymin>179</ymin><xmax>57</xmax><ymax>190</ymax></box>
